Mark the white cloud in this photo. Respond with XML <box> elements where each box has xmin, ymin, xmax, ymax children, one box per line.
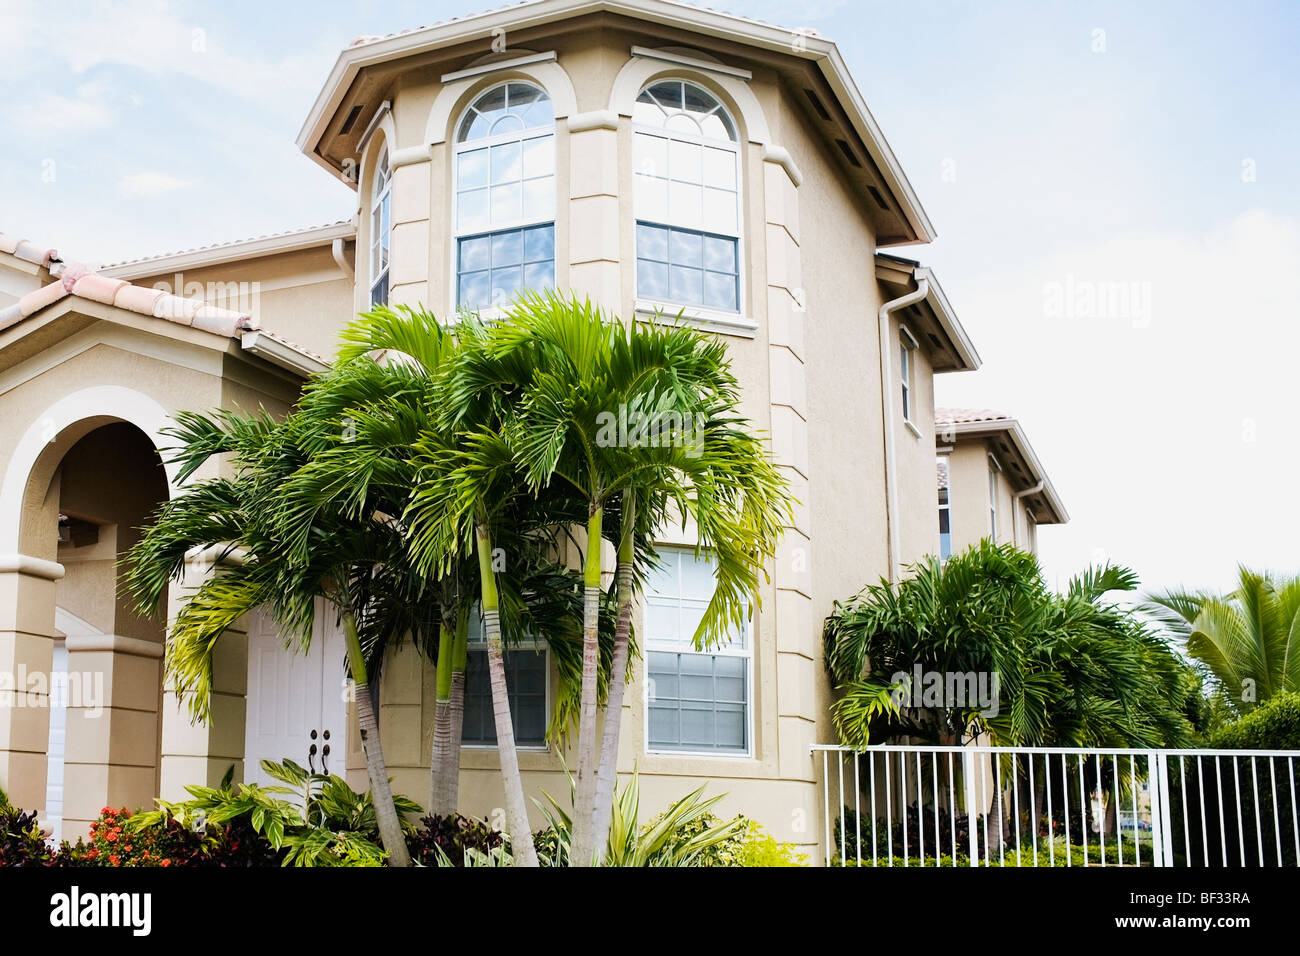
<box><xmin>119</xmin><ymin>171</ymin><xmax>194</xmax><ymax>194</ymax></box>
<box><xmin>5</xmin><ymin>80</ymin><xmax>117</xmax><ymax>136</ymax></box>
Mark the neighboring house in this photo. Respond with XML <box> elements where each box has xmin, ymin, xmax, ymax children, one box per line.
<box><xmin>0</xmin><ymin>0</ymin><xmax>1063</xmax><ymax>858</ymax></box>
<box><xmin>935</xmin><ymin>408</ymin><xmax>1068</xmax><ymax>559</ymax></box>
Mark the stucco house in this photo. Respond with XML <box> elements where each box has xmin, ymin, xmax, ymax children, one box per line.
<box><xmin>0</xmin><ymin>0</ymin><xmax>1066</xmax><ymax>857</ymax></box>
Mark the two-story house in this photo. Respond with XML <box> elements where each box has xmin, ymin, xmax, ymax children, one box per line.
<box><xmin>0</xmin><ymin>0</ymin><xmax>1062</xmax><ymax>857</ymax></box>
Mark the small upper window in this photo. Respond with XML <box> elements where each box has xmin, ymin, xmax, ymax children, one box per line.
<box><xmin>937</xmin><ymin>456</ymin><xmax>952</xmax><ymax>560</ymax></box>
<box><xmin>633</xmin><ymin>81</ymin><xmax>741</xmax><ymax>313</ymax></box>
<box><xmin>454</xmin><ymin>82</ymin><xmax>556</xmax><ymax>311</ymax></box>
<box><xmin>988</xmin><ymin>454</ymin><xmax>1001</xmax><ymax>540</ymax></box>
<box><xmin>899</xmin><ymin>327</ymin><xmax>918</xmax><ymax>424</ymax></box>
<box><xmin>370</xmin><ymin>148</ymin><xmax>392</xmax><ymax>307</ymax></box>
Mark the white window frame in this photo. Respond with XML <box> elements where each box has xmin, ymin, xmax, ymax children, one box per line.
<box><xmin>451</xmin><ymin>81</ymin><xmax>556</xmax><ymax>315</ymax></box>
<box><xmin>899</xmin><ymin>324</ymin><xmax>919</xmax><ymax>432</ymax></box>
<box><xmin>643</xmin><ymin>546</ymin><xmax>753</xmax><ymax>758</ymax></box>
<box><xmin>369</xmin><ymin>147</ymin><xmax>391</xmax><ymax>307</ymax></box>
<box><xmin>460</xmin><ymin>607</ymin><xmax>551</xmax><ymax>752</ymax></box>
<box><xmin>988</xmin><ymin>453</ymin><xmax>1002</xmax><ymax>540</ymax></box>
<box><xmin>937</xmin><ymin>454</ymin><xmax>952</xmax><ymax>561</ymax></box>
<box><xmin>632</xmin><ymin>78</ymin><xmax>745</xmax><ymax>320</ymax></box>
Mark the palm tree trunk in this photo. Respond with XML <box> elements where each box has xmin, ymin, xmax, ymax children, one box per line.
<box><xmin>591</xmin><ymin>492</ymin><xmax>636</xmax><ymax>864</ymax></box>
<box><xmin>476</xmin><ymin>521</ymin><xmax>539</xmax><ymax>867</ymax></box>
<box><xmin>571</xmin><ymin>502</ymin><xmax>604</xmax><ymax>867</ymax></box>
<box><xmin>430</xmin><ymin>618</ymin><xmax>456</xmax><ymax>815</ymax></box>
<box><xmin>342</xmin><ymin>609</ymin><xmax>412</xmax><ymax>867</ymax></box>
<box><xmin>445</xmin><ymin>615</ymin><xmax>468</xmax><ymax>814</ymax></box>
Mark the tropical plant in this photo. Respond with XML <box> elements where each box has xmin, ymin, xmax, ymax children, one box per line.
<box><xmin>0</xmin><ymin>787</ymin><xmax>54</xmax><ymax>867</ymax></box>
<box><xmin>480</xmin><ymin>290</ymin><xmax>792</xmax><ymax>865</ymax></box>
<box><xmin>407</xmin><ymin>813</ymin><xmax>506</xmax><ymax>867</ymax></box>
<box><xmin>1211</xmin><ymin>690</ymin><xmax>1300</xmax><ymax>750</ymax></box>
<box><xmin>1145</xmin><ymin>567</ymin><xmax>1300</xmax><ymax>715</ymax></box>
<box><xmin>125</xmin><ymin>373</ymin><xmax>439</xmax><ymax>866</ymax></box>
<box><xmin>534</xmin><ymin>770</ymin><xmax>746</xmax><ymax>867</ymax></box>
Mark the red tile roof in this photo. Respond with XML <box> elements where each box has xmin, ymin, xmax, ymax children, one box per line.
<box><xmin>0</xmin><ymin>261</ymin><xmax>256</xmax><ymax>339</ymax></box>
<box><xmin>0</xmin><ymin>231</ymin><xmax>61</xmax><ymax>268</ymax></box>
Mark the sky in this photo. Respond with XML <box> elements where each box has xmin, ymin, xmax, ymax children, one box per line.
<box><xmin>1</xmin><ymin>0</ymin><xmax>1297</xmax><ymax>596</ymax></box>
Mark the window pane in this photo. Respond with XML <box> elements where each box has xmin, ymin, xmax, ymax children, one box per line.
<box><xmin>522</xmin><ymin>260</ymin><xmax>553</xmax><ymax>291</ymax></box>
<box><xmin>669</xmin><ymin>265</ymin><xmax>702</xmax><ymax>304</ymax></box>
<box><xmin>703</xmin><ymin>188</ymin><xmax>737</xmax><ymax>234</ymax></box>
<box><xmin>634</xmin><ymin>174</ymin><xmax>668</xmax><ymax>223</ymax></box>
<box><xmin>646</xmin><ymin>81</ymin><xmax>683</xmax><ymax>111</ymax></box>
<box><xmin>645</xmin><ymin>600</ymin><xmax>679</xmax><ymax>644</ymax></box>
<box><xmin>523</xmin><ymin>176</ymin><xmax>554</xmax><ymax>220</ymax></box>
<box><xmin>703</xmin><ymin>235</ymin><xmax>736</xmax><ymax>273</ymax></box>
<box><xmin>459</xmin><ymin>235</ymin><xmax>490</xmax><ymax>272</ymax></box>
<box><xmin>458</xmin><ymin>270</ymin><xmax>490</xmax><ymax>309</ymax></box>
<box><xmin>668</xmin><ymin>181</ymin><xmax>702</xmax><ymax>229</ymax></box>
<box><xmin>668</xmin><ymin>139</ymin><xmax>702</xmax><ymax>184</ymax></box>
<box><xmin>489</xmin><ymin>266</ymin><xmax>523</xmax><ymax>305</ymax></box>
<box><xmin>699</xmin><ymin>112</ymin><xmax>734</xmax><ymax>141</ymax></box>
<box><xmin>668</xmin><ymin>229</ymin><xmax>703</xmax><ymax>268</ymax></box>
<box><xmin>637</xmin><ymin>223</ymin><xmax>669</xmax><ymax>262</ymax></box>
<box><xmin>458</xmin><ymin>148</ymin><xmax>489</xmax><ymax>188</ymax></box>
<box><xmin>491</xmin><ymin>141</ymin><xmax>522</xmax><ymax>183</ymax></box>
<box><xmin>715</xmin><ymin>705</ymin><xmax>745</xmax><ymax>748</ymax></box>
<box><xmin>490</xmin><ymin>182</ymin><xmax>521</xmax><ymax>223</ymax></box>
<box><xmin>458</xmin><ymin>188</ymin><xmax>489</xmax><ymax>232</ymax></box>
<box><xmin>681</xmin><ymin>705</ymin><xmax>714</xmax><ymax>746</ymax></box>
<box><xmin>491</xmin><ymin>230</ymin><xmax>523</xmax><ymax>267</ymax></box>
<box><xmin>461</xmin><ymin>648</ymin><xmax>546</xmax><ymax>746</ymax></box>
<box><xmin>637</xmin><ymin>259</ymin><xmax>669</xmax><ymax>300</ymax></box>
<box><xmin>634</xmin><ymin>132</ymin><xmax>667</xmax><ymax>177</ymax></box>
<box><xmin>702</xmin><ymin>147</ymin><xmax>736</xmax><ymax>189</ymax></box>
<box><xmin>703</xmin><ymin>271</ymin><xmax>738</xmax><ymax>311</ymax></box>
<box><xmin>523</xmin><ymin>225</ymin><xmax>554</xmax><ymax>262</ymax></box>
<box><xmin>522</xmin><ymin>136</ymin><xmax>554</xmax><ymax>178</ymax></box>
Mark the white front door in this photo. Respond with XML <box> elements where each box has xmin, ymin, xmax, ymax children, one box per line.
<box><xmin>244</xmin><ymin>599</ymin><xmax>348</xmax><ymax>785</ymax></box>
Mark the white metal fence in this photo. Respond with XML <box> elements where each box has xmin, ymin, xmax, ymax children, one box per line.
<box><xmin>812</xmin><ymin>744</ymin><xmax>1300</xmax><ymax>867</ymax></box>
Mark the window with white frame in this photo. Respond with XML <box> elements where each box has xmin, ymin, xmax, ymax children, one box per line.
<box><xmin>937</xmin><ymin>455</ymin><xmax>952</xmax><ymax>560</ymax></box>
<box><xmin>645</xmin><ymin>548</ymin><xmax>750</xmax><ymax>755</ymax></box>
<box><xmin>900</xmin><ymin>326</ymin><xmax>918</xmax><ymax>424</ymax></box>
<box><xmin>633</xmin><ymin>80</ymin><xmax>741</xmax><ymax>313</ymax></box>
<box><xmin>988</xmin><ymin>454</ymin><xmax>1001</xmax><ymax>540</ymax></box>
<box><xmin>370</xmin><ymin>147</ymin><xmax>391</xmax><ymax>307</ymax></box>
<box><xmin>461</xmin><ymin>606</ymin><xmax>548</xmax><ymax>748</ymax></box>
<box><xmin>454</xmin><ymin>82</ymin><xmax>555</xmax><ymax>311</ymax></box>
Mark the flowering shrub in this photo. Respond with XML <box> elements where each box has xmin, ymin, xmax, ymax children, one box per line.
<box><xmin>408</xmin><ymin>814</ymin><xmax>506</xmax><ymax>867</ymax></box>
<box><xmin>55</xmin><ymin>806</ymin><xmax>284</xmax><ymax>867</ymax></box>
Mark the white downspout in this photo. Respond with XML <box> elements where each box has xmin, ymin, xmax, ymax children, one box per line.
<box><xmin>878</xmin><ymin>273</ymin><xmax>929</xmax><ymax>583</ymax></box>
<box><xmin>1012</xmin><ymin>480</ymin><xmax>1044</xmax><ymax>548</ymax></box>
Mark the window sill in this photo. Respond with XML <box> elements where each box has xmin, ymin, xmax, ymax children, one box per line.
<box><xmin>903</xmin><ymin>418</ymin><xmax>924</xmax><ymax>439</ymax></box>
<box><xmin>635</xmin><ymin>299</ymin><xmax>758</xmax><ymax>339</ymax></box>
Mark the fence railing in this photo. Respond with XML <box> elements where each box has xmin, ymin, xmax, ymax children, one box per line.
<box><xmin>811</xmin><ymin>744</ymin><xmax>1300</xmax><ymax>867</ymax></box>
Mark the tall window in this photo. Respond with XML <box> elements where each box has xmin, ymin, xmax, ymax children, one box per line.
<box><xmin>645</xmin><ymin>548</ymin><xmax>750</xmax><ymax>755</ymax></box>
<box><xmin>633</xmin><ymin>80</ymin><xmax>741</xmax><ymax>313</ymax></box>
<box><xmin>900</xmin><ymin>326</ymin><xmax>918</xmax><ymax>424</ymax></box>
<box><xmin>370</xmin><ymin>148</ymin><xmax>391</xmax><ymax>307</ymax></box>
<box><xmin>454</xmin><ymin>82</ymin><xmax>555</xmax><ymax>311</ymax></box>
<box><xmin>461</xmin><ymin>607</ymin><xmax>548</xmax><ymax>748</ymax></box>
<box><xmin>937</xmin><ymin>456</ymin><xmax>952</xmax><ymax>560</ymax></box>
<box><xmin>988</xmin><ymin>454</ymin><xmax>1001</xmax><ymax>540</ymax></box>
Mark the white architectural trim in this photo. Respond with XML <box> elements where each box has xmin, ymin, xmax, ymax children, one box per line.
<box><xmin>240</xmin><ymin>331</ymin><xmax>329</xmax><ymax>377</ymax></box>
<box><xmin>0</xmin><ymin>554</ymin><xmax>64</xmax><ymax>581</ymax></box>
<box><xmin>608</xmin><ymin>52</ymin><xmax>771</xmax><ymax>145</ymax></box>
<box><xmin>356</xmin><ymin>100</ymin><xmax>392</xmax><ymax>154</ymax></box>
<box><xmin>567</xmin><ymin>109</ymin><xmax>620</xmax><ymax>132</ymax></box>
<box><xmin>54</xmin><ymin>606</ymin><xmax>103</xmax><ymax>638</ymax></box>
<box><xmin>65</xmin><ymin>634</ymin><xmax>164</xmax><ymax>659</ymax></box>
<box><xmin>100</xmin><ymin>222</ymin><xmax>356</xmax><ymax>281</ymax></box>
<box><xmin>629</xmin><ymin>44</ymin><xmax>752</xmax><ymax>80</ymax></box>
<box><xmin>440</xmin><ymin>50</ymin><xmax>557</xmax><ymax>84</ymax></box>
<box><xmin>635</xmin><ymin>299</ymin><xmax>759</xmax><ymax>339</ymax></box>
<box><xmin>0</xmin><ymin>386</ymin><xmax>179</xmax><ymax>554</ymax></box>
<box><xmin>425</xmin><ymin>60</ymin><xmax>578</xmax><ymax>146</ymax></box>
<box><xmin>761</xmin><ymin>145</ymin><xmax>803</xmax><ymax>188</ymax></box>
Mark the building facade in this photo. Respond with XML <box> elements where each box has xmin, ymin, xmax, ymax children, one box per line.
<box><xmin>0</xmin><ymin>0</ymin><xmax>1064</xmax><ymax>857</ymax></box>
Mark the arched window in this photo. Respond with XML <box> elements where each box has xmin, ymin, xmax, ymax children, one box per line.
<box><xmin>633</xmin><ymin>80</ymin><xmax>740</xmax><ymax>313</ymax></box>
<box><xmin>370</xmin><ymin>147</ymin><xmax>391</xmax><ymax>307</ymax></box>
<box><xmin>454</xmin><ymin>82</ymin><xmax>555</xmax><ymax>310</ymax></box>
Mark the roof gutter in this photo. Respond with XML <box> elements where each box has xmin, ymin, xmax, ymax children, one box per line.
<box><xmin>1012</xmin><ymin>480</ymin><xmax>1044</xmax><ymax>548</ymax></box>
<box><xmin>879</xmin><ymin>275</ymin><xmax>929</xmax><ymax>583</ymax></box>
<box><xmin>240</xmin><ymin>331</ymin><xmax>329</xmax><ymax>378</ymax></box>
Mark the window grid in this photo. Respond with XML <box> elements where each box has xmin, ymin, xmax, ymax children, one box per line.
<box><xmin>632</xmin><ymin>80</ymin><xmax>741</xmax><ymax>314</ymax></box>
<box><xmin>644</xmin><ymin>548</ymin><xmax>751</xmax><ymax>756</ymax></box>
<box><xmin>462</xmin><ymin>607</ymin><xmax>549</xmax><ymax>749</ymax></box>
<box><xmin>370</xmin><ymin>149</ymin><xmax>391</xmax><ymax>308</ymax></box>
<box><xmin>454</xmin><ymin>82</ymin><xmax>555</xmax><ymax>311</ymax></box>
<box><xmin>938</xmin><ymin>455</ymin><xmax>952</xmax><ymax>560</ymax></box>
<box><xmin>900</xmin><ymin>342</ymin><xmax>912</xmax><ymax>422</ymax></box>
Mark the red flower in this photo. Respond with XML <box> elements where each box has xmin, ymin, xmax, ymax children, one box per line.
<box><xmin>104</xmin><ymin>831</ymin><xmax>118</xmax><ymax>843</ymax></box>
<box><xmin>160</xmin><ymin>859</ymin><xmax>172</xmax><ymax>868</ymax></box>
<box><xmin>109</xmin><ymin>854</ymin><xmax>120</xmax><ymax>865</ymax></box>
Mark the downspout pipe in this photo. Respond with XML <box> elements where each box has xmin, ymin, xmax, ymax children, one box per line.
<box><xmin>878</xmin><ymin>273</ymin><xmax>929</xmax><ymax>583</ymax></box>
<box><xmin>1012</xmin><ymin>480</ymin><xmax>1044</xmax><ymax>548</ymax></box>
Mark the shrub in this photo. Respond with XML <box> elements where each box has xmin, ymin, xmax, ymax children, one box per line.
<box><xmin>1211</xmin><ymin>691</ymin><xmax>1300</xmax><ymax>750</ymax></box>
<box><xmin>0</xmin><ymin>787</ymin><xmax>54</xmax><ymax>867</ymax></box>
<box><xmin>56</xmin><ymin>806</ymin><xmax>284</xmax><ymax>867</ymax></box>
<box><xmin>408</xmin><ymin>814</ymin><xmax>506</xmax><ymax>867</ymax></box>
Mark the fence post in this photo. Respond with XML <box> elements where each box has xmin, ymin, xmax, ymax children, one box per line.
<box><xmin>1154</xmin><ymin>751</ymin><xmax>1175</xmax><ymax>867</ymax></box>
<box><xmin>962</xmin><ymin>749</ymin><xmax>979</xmax><ymax>865</ymax></box>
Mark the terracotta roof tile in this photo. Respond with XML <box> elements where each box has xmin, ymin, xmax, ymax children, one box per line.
<box><xmin>0</xmin><ymin>231</ymin><xmax>60</xmax><ymax>267</ymax></box>
<box><xmin>935</xmin><ymin>407</ymin><xmax>1011</xmax><ymax>425</ymax></box>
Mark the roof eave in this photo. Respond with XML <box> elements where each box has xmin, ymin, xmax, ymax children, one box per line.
<box><xmin>100</xmin><ymin>222</ymin><xmax>356</xmax><ymax>279</ymax></box>
<box><xmin>945</xmin><ymin>419</ymin><xmax>1069</xmax><ymax>524</ymax></box>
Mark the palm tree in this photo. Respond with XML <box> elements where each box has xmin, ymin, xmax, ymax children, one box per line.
<box><xmin>1146</xmin><ymin>567</ymin><xmax>1300</xmax><ymax>714</ymax></box>
<box><xmin>125</xmin><ymin>397</ymin><xmax>430</xmax><ymax>866</ymax></box>
<box><xmin>484</xmin><ymin>291</ymin><xmax>793</xmax><ymax>865</ymax></box>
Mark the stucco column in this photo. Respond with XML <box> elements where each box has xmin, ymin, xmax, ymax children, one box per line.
<box><xmin>61</xmin><ymin>635</ymin><xmax>162</xmax><ymax>835</ymax></box>
<box><xmin>566</xmin><ymin>112</ymin><xmax>621</xmax><ymax>307</ymax></box>
<box><xmin>763</xmin><ymin>151</ymin><xmax>821</xmax><ymax>847</ymax></box>
<box><xmin>158</xmin><ymin>550</ymin><xmax>247</xmax><ymax>799</ymax></box>
<box><xmin>0</xmin><ymin>554</ymin><xmax>61</xmax><ymax>812</ymax></box>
